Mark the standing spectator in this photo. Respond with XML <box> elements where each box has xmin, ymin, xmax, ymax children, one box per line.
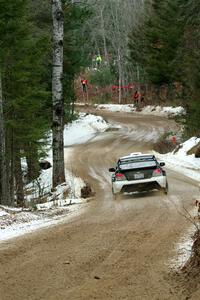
<box><xmin>96</xmin><ymin>54</ymin><xmax>102</xmax><ymax>68</ymax></box>
<box><xmin>133</xmin><ymin>90</ymin><xmax>140</xmax><ymax>104</ymax></box>
<box><xmin>81</xmin><ymin>78</ymin><xmax>88</xmax><ymax>93</ymax></box>
<box><xmin>172</xmin><ymin>135</ymin><xmax>177</xmax><ymax>145</ymax></box>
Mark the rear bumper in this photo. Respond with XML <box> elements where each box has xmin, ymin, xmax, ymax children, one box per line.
<box><xmin>112</xmin><ymin>176</ymin><xmax>167</xmax><ymax>194</ymax></box>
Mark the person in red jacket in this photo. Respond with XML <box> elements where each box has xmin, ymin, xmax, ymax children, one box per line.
<box><xmin>133</xmin><ymin>90</ymin><xmax>140</xmax><ymax>104</ymax></box>
<box><xmin>81</xmin><ymin>79</ymin><xmax>88</xmax><ymax>93</ymax></box>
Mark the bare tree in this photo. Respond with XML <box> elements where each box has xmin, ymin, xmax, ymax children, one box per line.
<box><xmin>100</xmin><ymin>5</ymin><xmax>109</xmax><ymax>65</ymax></box>
<box><xmin>84</xmin><ymin>0</ymin><xmax>146</xmax><ymax>102</ymax></box>
<box><xmin>52</xmin><ymin>0</ymin><xmax>66</xmax><ymax>188</ymax></box>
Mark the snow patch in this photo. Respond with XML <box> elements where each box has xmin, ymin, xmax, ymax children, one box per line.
<box><xmin>141</xmin><ymin>105</ymin><xmax>185</xmax><ymax>116</ymax></box>
<box><xmin>96</xmin><ymin>104</ymin><xmax>135</xmax><ymax>113</ymax></box>
<box><xmin>25</xmin><ymin>112</ymin><xmax>110</xmax><ymax>202</ymax></box>
<box><xmin>170</xmin><ymin>225</ymin><xmax>195</xmax><ymax>270</ymax></box>
<box><xmin>1</xmin><ymin>112</ymin><xmax>109</xmax><ymax>242</ymax></box>
<box><xmin>0</xmin><ymin>204</ymin><xmax>87</xmax><ymax>242</ymax></box>
<box><xmin>95</xmin><ymin>104</ymin><xmax>185</xmax><ymax>117</ymax></box>
<box><xmin>155</xmin><ymin>137</ymin><xmax>200</xmax><ymax>270</ymax></box>
<box><xmin>0</xmin><ymin>210</ymin><xmax>9</xmax><ymax>217</ymax></box>
<box><xmin>155</xmin><ymin>137</ymin><xmax>200</xmax><ymax>182</ymax></box>
<box><xmin>64</xmin><ymin>112</ymin><xmax>110</xmax><ymax>146</ymax></box>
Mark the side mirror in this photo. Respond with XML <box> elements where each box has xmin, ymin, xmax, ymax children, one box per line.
<box><xmin>160</xmin><ymin>162</ymin><xmax>165</xmax><ymax>167</ymax></box>
<box><xmin>109</xmin><ymin>168</ymin><xmax>115</xmax><ymax>172</ymax></box>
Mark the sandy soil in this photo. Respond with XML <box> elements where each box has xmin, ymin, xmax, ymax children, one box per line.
<box><xmin>0</xmin><ymin>111</ymin><xmax>199</xmax><ymax>300</ymax></box>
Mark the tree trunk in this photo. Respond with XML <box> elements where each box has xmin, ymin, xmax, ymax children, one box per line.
<box><xmin>118</xmin><ymin>49</ymin><xmax>122</xmax><ymax>104</ymax></box>
<box><xmin>14</xmin><ymin>147</ymin><xmax>24</xmax><ymax>206</ymax></box>
<box><xmin>0</xmin><ymin>71</ymin><xmax>9</xmax><ymax>205</ymax></box>
<box><xmin>100</xmin><ymin>7</ymin><xmax>109</xmax><ymax>65</ymax></box>
<box><xmin>25</xmin><ymin>144</ymin><xmax>40</xmax><ymax>182</ymax></box>
<box><xmin>4</xmin><ymin>127</ymin><xmax>15</xmax><ymax>206</ymax></box>
<box><xmin>52</xmin><ymin>0</ymin><xmax>65</xmax><ymax>188</ymax></box>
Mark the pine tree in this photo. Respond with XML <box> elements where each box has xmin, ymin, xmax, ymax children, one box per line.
<box><xmin>0</xmin><ymin>71</ymin><xmax>8</xmax><ymax>205</ymax></box>
<box><xmin>129</xmin><ymin>0</ymin><xmax>183</xmax><ymax>85</ymax></box>
<box><xmin>63</xmin><ymin>1</ymin><xmax>91</xmax><ymax>121</ymax></box>
<box><xmin>0</xmin><ymin>0</ymin><xmax>92</xmax><ymax>204</ymax></box>
<box><xmin>179</xmin><ymin>0</ymin><xmax>200</xmax><ymax>136</ymax></box>
<box><xmin>0</xmin><ymin>0</ymin><xmax>29</xmax><ymax>205</ymax></box>
<box><xmin>0</xmin><ymin>0</ymin><xmax>51</xmax><ymax>205</ymax></box>
<box><xmin>129</xmin><ymin>0</ymin><xmax>200</xmax><ymax>135</ymax></box>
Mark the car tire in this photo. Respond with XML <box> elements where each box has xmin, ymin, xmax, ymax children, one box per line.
<box><xmin>112</xmin><ymin>190</ymin><xmax>120</xmax><ymax>200</ymax></box>
<box><xmin>163</xmin><ymin>188</ymin><xmax>168</xmax><ymax>195</ymax></box>
<box><xmin>163</xmin><ymin>182</ymin><xmax>169</xmax><ymax>195</ymax></box>
<box><xmin>112</xmin><ymin>186</ymin><xmax>115</xmax><ymax>195</ymax></box>
<box><xmin>114</xmin><ymin>193</ymin><xmax>120</xmax><ymax>200</ymax></box>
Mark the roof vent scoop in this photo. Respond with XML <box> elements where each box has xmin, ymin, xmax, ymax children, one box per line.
<box><xmin>130</xmin><ymin>152</ymin><xmax>142</xmax><ymax>156</ymax></box>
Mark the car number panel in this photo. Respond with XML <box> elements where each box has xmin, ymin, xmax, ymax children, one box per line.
<box><xmin>134</xmin><ymin>173</ymin><xmax>144</xmax><ymax>180</ymax></box>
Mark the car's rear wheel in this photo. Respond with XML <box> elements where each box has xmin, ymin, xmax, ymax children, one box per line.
<box><xmin>163</xmin><ymin>188</ymin><xmax>168</xmax><ymax>195</ymax></box>
<box><xmin>163</xmin><ymin>182</ymin><xmax>169</xmax><ymax>195</ymax></box>
<box><xmin>114</xmin><ymin>193</ymin><xmax>120</xmax><ymax>200</ymax></box>
<box><xmin>112</xmin><ymin>186</ymin><xmax>115</xmax><ymax>195</ymax></box>
<box><xmin>112</xmin><ymin>188</ymin><xmax>120</xmax><ymax>200</ymax></box>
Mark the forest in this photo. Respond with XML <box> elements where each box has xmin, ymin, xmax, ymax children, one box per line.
<box><xmin>0</xmin><ymin>0</ymin><xmax>200</xmax><ymax>206</ymax></box>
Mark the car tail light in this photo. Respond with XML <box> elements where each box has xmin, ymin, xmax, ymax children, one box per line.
<box><xmin>152</xmin><ymin>168</ymin><xmax>162</xmax><ymax>177</ymax></box>
<box><xmin>115</xmin><ymin>173</ymin><xmax>126</xmax><ymax>181</ymax></box>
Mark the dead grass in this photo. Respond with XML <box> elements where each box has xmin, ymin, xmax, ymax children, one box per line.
<box><xmin>153</xmin><ymin>136</ymin><xmax>176</xmax><ymax>154</ymax></box>
<box><xmin>187</xmin><ymin>141</ymin><xmax>200</xmax><ymax>158</ymax></box>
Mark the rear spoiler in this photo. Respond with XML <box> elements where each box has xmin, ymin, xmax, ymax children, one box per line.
<box><xmin>119</xmin><ymin>161</ymin><xmax>157</xmax><ymax>170</ymax></box>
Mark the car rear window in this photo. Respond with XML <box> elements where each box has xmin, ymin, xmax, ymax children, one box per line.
<box><xmin>119</xmin><ymin>158</ymin><xmax>157</xmax><ymax>170</ymax></box>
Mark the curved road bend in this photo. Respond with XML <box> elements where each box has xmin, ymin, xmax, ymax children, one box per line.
<box><xmin>0</xmin><ymin>111</ymin><xmax>199</xmax><ymax>300</ymax></box>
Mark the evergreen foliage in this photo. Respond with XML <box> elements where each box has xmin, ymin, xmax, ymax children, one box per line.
<box><xmin>1</xmin><ymin>1</ymin><xmax>50</xmax><ymax>183</ymax></box>
<box><xmin>88</xmin><ymin>67</ymin><xmax>116</xmax><ymax>88</ymax></box>
<box><xmin>0</xmin><ymin>0</ymin><xmax>91</xmax><ymax>205</ymax></box>
<box><xmin>63</xmin><ymin>1</ymin><xmax>91</xmax><ymax>121</ymax></box>
<box><xmin>129</xmin><ymin>0</ymin><xmax>183</xmax><ymax>85</ymax></box>
<box><xmin>129</xmin><ymin>0</ymin><xmax>200</xmax><ymax>135</ymax></box>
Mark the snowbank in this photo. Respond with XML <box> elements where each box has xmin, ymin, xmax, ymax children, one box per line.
<box><xmin>0</xmin><ymin>202</ymin><xmax>87</xmax><ymax>242</ymax></box>
<box><xmin>26</xmin><ymin>112</ymin><xmax>110</xmax><ymax>202</ymax></box>
<box><xmin>0</xmin><ymin>210</ymin><xmax>9</xmax><ymax>217</ymax></box>
<box><xmin>0</xmin><ymin>166</ymin><xmax>86</xmax><ymax>242</ymax></box>
<box><xmin>0</xmin><ymin>113</ymin><xmax>109</xmax><ymax>242</ymax></box>
<box><xmin>156</xmin><ymin>136</ymin><xmax>200</xmax><ymax>270</ymax></box>
<box><xmin>96</xmin><ymin>104</ymin><xmax>135</xmax><ymax>113</ymax></box>
<box><xmin>96</xmin><ymin>104</ymin><xmax>185</xmax><ymax>117</ymax></box>
<box><xmin>169</xmin><ymin>225</ymin><xmax>195</xmax><ymax>270</ymax></box>
<box><xmin>155</xmin><ymin>137</ymin><xmax>200</xmax><ymax>182</ymax></box>
<box><xmin>64</xmin><ymin>112</ymin><xmax>110</xmax><ymax>146</ymax></box>
<box><xmin>140</xmin><ymin>105</ymin><xmax>185</xmax><ymax>116</ymax></box>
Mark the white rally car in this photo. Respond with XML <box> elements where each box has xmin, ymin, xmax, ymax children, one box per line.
<box><xmin>109</xmin><ymin>152</ymin><xmax>168</xmax><ymax>197</ymax></box>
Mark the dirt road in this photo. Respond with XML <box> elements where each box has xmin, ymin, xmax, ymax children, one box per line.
<box><xmin>0</xmin><ymin>112</ymin><xmax>199</xmax><ymax>300</ymax></box>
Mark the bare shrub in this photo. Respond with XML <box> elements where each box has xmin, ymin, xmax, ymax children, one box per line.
<box><xmin>81</xmin><ymin>183</ymin><xmax>95</xmax><ymax>198</ymax></box>
<box><xmin>187</xmin><ymin>141</ymin><xmax>200</xmax><ymax>158</ymax></box>
<box><xmin>153</xmin><ymin>134</ymin><xmax>176</xmax><ymax>154</ymax></box>
<box><xmin>39</xmin><ymin>160</ymin><xmax>52</xmax><ymax>170</ymax></box>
